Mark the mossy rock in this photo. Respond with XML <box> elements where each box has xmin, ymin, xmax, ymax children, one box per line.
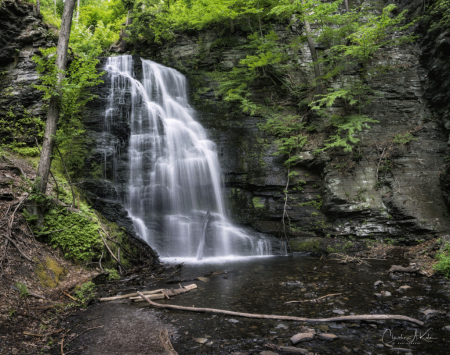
<box><xmin>35</xmin><ymin>257</ymin><xmax>67</xmax><ymax>288</ymax></box>
<box><xmin>290</xmin><ymin>237</ymin><xmax>327</xmax><ymax>254</ymax></box>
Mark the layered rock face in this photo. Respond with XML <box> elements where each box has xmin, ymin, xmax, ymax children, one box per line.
<box><xmin>129</xmin><ymin>22</ymin><xmax>450</xmax><ymax>247</ymax></box>
<box><xmin>0</xmin><ymin>0</ymin><xmax>56</xmax><ymax>144</ymax></box>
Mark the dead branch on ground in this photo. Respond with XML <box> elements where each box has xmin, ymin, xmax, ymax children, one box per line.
<box><xmin>136</xmin><ymin>292</ymin><xmax>423</xmax><ymax>326</ymax></box>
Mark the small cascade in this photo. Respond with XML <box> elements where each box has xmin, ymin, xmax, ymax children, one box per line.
<box><xmin>103</xmin><ymin>55</ymin><xmax>273</xmax><ymax>260</ymax></box>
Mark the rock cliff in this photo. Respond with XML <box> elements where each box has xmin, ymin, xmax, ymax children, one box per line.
<box><xmin>2</xmin><ymin>0</ymin><xmax>450</xmax><ymax>253</ymax></box>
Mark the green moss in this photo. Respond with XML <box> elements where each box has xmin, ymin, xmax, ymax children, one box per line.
<box><xmin>252</xmin><ymin>196</ymin><xmax>265</xmax><ymax>209</ymax></box>
<box><xmin>35</xmin><ymin>257</ymin><xmax>67</xmax><ymax>288</ymax></box>
<box><xmin>290</xmin><ymin>238</ymin><xmax>321</xmax><ymax>253</ymax></box>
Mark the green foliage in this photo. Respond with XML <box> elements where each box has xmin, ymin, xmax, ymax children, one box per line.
<box><xmin>393</xmin><ymin>132</ymin><xmax>417</xmax><ymax>145</ymax></box>
<box><xmin>299</xmin><ymin>195</ymin><xmax>323</xmax><ymax>210</ymax></box>
<box><xmin>40</xmin><ymin>205</ymin><xmax>101</xmax><ymax>261</ymax></box>
<box><xmin>211</xmin><ymin>30</ymin><xmax>291</xmax><ymax>115</ymax></box>
<box><xmin>355</xmin><ymin>187</ymin><xmax>367</xmax><ymax>202</ymax></box>
<box><xmin>427</xmin><ymin>0</ymin><xmax>450</xmax><ymax>31</ymax></box>
<box><xmin>260</xmin><ymin>115</ymin><xmax>307</xmax><ymax>167</ymax></box>
<box><xmin>70</xmin><ymin>21</ymin><xmax>120</xmax><ymax>55</ymax></box>
<box><xmin>434</xmin><ymin>244</ymin><xmax>450</xmax><ymax>278</ymax></box>
<box><xmin>105</xmin><ymin>268</ymin><xmax>121</xmax><ymax>280</ymax></box>
<box><xmin>32</xmin><ymin>47</ymin><xmax>104</xmax><ymax>177</ymax></box>
<box><xmin>74</xmin><ymin>281</ymin><xmax>96</xmax><ymax>304</ymax></box>
<box><xmin>38</xmin><ymin>0</ymin><xmax>126</xmax><ymax>54</ymax></box>
<box><xmin>14</xmin><ymin>282</ymin><xmax>29</xmax><ymax>298</ymax></box>
<box><xmin>320</xmin><ymin>115</ymin><xmax>379</xmax><ymax>152</ymax></box>
<box><xmin>0</xmin><ymin>106</ymin><xmax>45</xmax><ymax>152</ymax></box>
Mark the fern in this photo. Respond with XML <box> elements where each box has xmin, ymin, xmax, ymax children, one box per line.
<box><xmin>320</xmin><ymin>115</ymin><xmax>379</xmax><ymax>152</ymax></box>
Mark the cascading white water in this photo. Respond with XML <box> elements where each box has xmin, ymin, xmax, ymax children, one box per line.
<box><xmin>104</xmin><ymin>55</ymin><xmax>272</xmax><ymax>260</ymax></box>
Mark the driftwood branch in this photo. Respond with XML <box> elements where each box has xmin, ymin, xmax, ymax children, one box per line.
<box><xmin>159</xmin><ymin>329</ymin><xmax>178</xmax><ymax>355</ymax></box>
<box><xmin>100</xmin><ymin>289</ymin><xmax>164</xmax><ymax>302</ymax></box>
<box><xmin>388</xmin><ymin>265</ymin><xmax>420</xmax><ymax>273</ymax></box>
<box><xmin>136</xmin><ymin>292</ymin><xmax>424</xmax><ymax>326</ymax></box>
<box><xmin>132</xmin><ymin>284</ymin><xmax>197</xmax><ymax>303</ymax></box>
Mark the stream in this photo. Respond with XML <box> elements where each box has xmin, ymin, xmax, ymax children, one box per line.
<box><xmin>112</xmin><ymin>256</ymin><xmax>450</xmax><ymax>355</ymax></box>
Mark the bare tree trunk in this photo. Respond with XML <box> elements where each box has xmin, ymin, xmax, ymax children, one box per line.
<box><xmin>304</xmin><ymin>20</ymin><xmax>321</xmax><ymax>96</ymax></box>
<box><xmin>344</xmin><ymin>0</ymin><xmax>349</xmax><ymax>12</ymax></box>
<box><xmin>36</xmin><ymin>0</ymin><xmax>40</xmax><ymax>16</ymax></box>
<box><xmin>301</xmin><ymin>0</ymin><xmax>322</xmax><ymax>96</ymax></box>
<box><xmin>77</xmin><ymin>0</ymin><xmax>80</xmax><ymax>21</ymax></box>
<box><xmin>33</xmin><ymin>0</ymin><xmax>76</xmax><ymax>224</ymax></box>
<box><xmin>117</xmin><ymin>9</ymin><xmax>133</xmax><ymax>52</ymax></box>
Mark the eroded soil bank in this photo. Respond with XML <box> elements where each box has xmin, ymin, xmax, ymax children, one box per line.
<box><xmin>63</xmin><ymin>256</ymin><xmax>450</xmax><ymax>355</ymax></box>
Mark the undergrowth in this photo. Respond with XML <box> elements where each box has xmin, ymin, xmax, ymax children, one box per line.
<box><xmin>434</xmin><ymin>244</ymin><xmax>450</xmax><ymax>278</ymax></box>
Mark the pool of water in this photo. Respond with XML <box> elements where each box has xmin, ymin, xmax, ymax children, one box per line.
<box><xmin>136</xmin><ymin>256</ymin><xmax>450</xmax><ymax>354</ymax></box>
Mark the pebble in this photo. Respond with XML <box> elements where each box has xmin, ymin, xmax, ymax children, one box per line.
<box><xmin>421</xmin><ymin>309</ymin><xmax>440</xmax><ymax>315</ymax></box>
<box><xmin>194</xmin><ymin>338</ymin><xmax>208</xmax><ymax>344</ymax></box>
<box><xmin>276</xmin><ymin>323</ymin><xmax>288</xmax><ymax>329</ymax></box>
<box><xmin>332</xmin><ymin>309</ymin><xmax>345</xmax><ymax>315</ymax></box>
<box><xmin>317</xmin><ymin>333</ymin><xmax>338</xmax><ymax>341</ymax></box>
<box><xmin>373</xmin><ymin>293</ymin><xmax>382</xmax><ymax>297</ymax></box>
<box><xmin>228</xmin><ymin>319</ymin><xmax>239</xmax><ymax>324</ymax></box>
<box><xmin>290</xmin><ymin>332</ymin><xmax>315</xmax><ymax>344</ymax></box>
<box><xmin>260</xmin><ymin>351</ymin><xmax>278</xmax><ymax>355</ymax></box>
<box><xmin>381</xmin><ymin>291</ymin><xmax>392</xmax><ymax>297</ymax></box>
<box><xmin>374</xmin><ymin>280</ymin><xmax>383</xmax><ymax>286</ymax></box>
<box><xmin>444</xmin><ymin>325</ymin><xmax>450</xmax><ymax>332</ymax></box>
<box><xmin>399</xmin><ymin>285</ymin><xmax>411</xmax><ymax>290</ymax></box>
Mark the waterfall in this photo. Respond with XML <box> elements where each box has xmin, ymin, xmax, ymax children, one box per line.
<box><xmin>103</xmin><ymin>55</ymin><xmax>272</xmax><ymax>260</ymax></box>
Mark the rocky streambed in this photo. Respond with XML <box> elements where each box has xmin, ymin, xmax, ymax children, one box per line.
<box><xmin>62</xmin><ymin>256</ymin><xmax>450</xmax><ymax>355</ymax></box>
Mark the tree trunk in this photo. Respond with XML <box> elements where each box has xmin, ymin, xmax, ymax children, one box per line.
<box><xmin>304</xmin><ymin>20</ymin><xmax>321</xmax><ymax>96</ymax></box>
<box><xmin>301</xmin><ymin>0</ymin><xmax>322</xmax><ymax>96</ymax></box>
<box><xmin>33</xmin><ymin>0</ymin><xmax>76</xmax><ymax>223</ymax></box>
<box><xmin>344</xmin><ymin>0</ymin><xmax>349</xmax><ymax>12</ymax></box>
<box><xmin>77</xmin><ymin>0</ymin><xmax>80</xmax><ymax>21</ymax></box>
<box><xmin>36</xmin><ymin>0</ymin><xmax>40</xmax><ymax>16</ymax></box>
<box><xmin>117</xmin><ymin>9</ymin><xmax>133</xmax><ymax>52</ymax></box>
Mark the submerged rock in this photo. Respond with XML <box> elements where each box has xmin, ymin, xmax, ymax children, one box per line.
<box><xmin>278</xmin><ymin>346</ymin><xmax>308</xmax><ymax>354</ymax></box>
<box><xmin>290</xmin><ymin>332</ymin><xmax>315</xmax><ymax>344</ymax></box>
<box><xmin>332</xmin><ymin>309</ymin><xmax>346</xmax><ymax>315</ymax></box>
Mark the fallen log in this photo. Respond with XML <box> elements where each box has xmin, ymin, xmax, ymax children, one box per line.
<box><xmin>132</xmin><ymin>284</ymin><xmax>197</xmax><ymax>303</ymax></box>
<box><xmin>388</xmin><ymin>265</ymin><xmax>420</xmax><ymax>273</ymax></box>
<box><xmin>100</xmin><ymin>289</ymin><xmax>164</xmax><ymax>302</ymax></box>
<box><xmin>136</xmin><ymin>292</ymin><xmax>424</xmax><ymax>326</ymax></box>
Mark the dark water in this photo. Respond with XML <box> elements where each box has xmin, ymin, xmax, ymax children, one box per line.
<box><xmin>136</xmin><ymin>256</ymin><xmax>450</xmax><ymax>354</ymax></box>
